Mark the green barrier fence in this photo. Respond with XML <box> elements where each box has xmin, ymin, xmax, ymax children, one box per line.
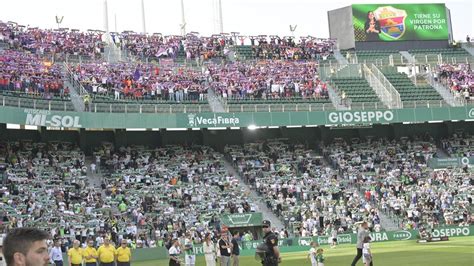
<box><xmin>0</xmin><ymin>106</ymin><xmax>473</xmax><ymax>129</ymax></box>
<box><xmin>428</xmin><ymin>157</ymin><xmax>474</xmax><ymax>168</ymax></box>
<box><xmin>124</xmin><ymin>225</ymin><xmax>473</xmax><ymax>261</ymax></box>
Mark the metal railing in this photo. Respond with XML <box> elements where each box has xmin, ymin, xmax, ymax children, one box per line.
<box><xmin>89</xmin><ymin>102</ymin><xmax>211</xmax><ymax>113</ymax></box>
<box><xmin>366</xmin><ymin>64</ymin><xmax>403</xmax><ymax>109</ymax></box>
<box><xmin>1</xmin><ymin>95</ymin><xmax>75</xmax><ymax>111</ymax></box>
<box><xmin>401</xmin><ymin>100</ymin><xmax>452</xmax><ymax>108</ymax></box>
<box><xmin>225</xmin><ymin>102</ymin><xmax>336</xmax><ymax>112</ymax></box>
<box><xmin>63</xmin><ymin>63</ymin><xmax>89</xmax><ymax>96</ymax></box>
<box><xmin>412</xmin><ymin>54</ymin><xmax>474</xmax><ymax>65</ymax></box>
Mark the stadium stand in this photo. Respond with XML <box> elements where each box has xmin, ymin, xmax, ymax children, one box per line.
<box><xmin>330</xmin><ymin>77</ymin><xmax>381</xmax><ymax>104</ymax></box>
<box><xmin>380</xmin><ymin>67</ymin><xmax>445</xmax><ymax>103</ymax></box>
<box><xmin>225</xmin><ymin>139</ymin><xmax>381</xmax><ymax>237</ymax></box>
<box><xmin>0</xmin><ymin>21</ymin><xmax>104</xmax><ymax>59</ymax></box>
<box><xmin>410</xmin><ymin>48</ymin><xmax>473</xmax><ymax>64</ymax></box>
<box><xmin>0</xmin><ymin>141</ymin><xmax>256</xmax><ymax>248</ymax></box>
<box><xmin>343</xmin><ymin>50</ymin><xmax>405</xmax><ymax>65</ymax></box>
<box><xmin>435</xmin><ymin>63</ymin><xmax>473</xmax><ymax>101</ymax></box>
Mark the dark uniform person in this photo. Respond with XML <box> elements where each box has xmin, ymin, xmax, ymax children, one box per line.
<box><xmin>261</xmin><ymin>220</ymin><xmax>281</xmax><ymax>266</ymax></box>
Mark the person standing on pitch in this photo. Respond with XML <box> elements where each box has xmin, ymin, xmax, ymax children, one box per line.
<box><xmin>67</xmin><ymin>240</ymin><xmax>83</xmax><ymax>266</ymax></box>
<box><xmin>262</xmin><ymin>220</ymin><xmax>281</xmax><ymax>266</ymax></box>
<box><xmin>49</xmin><ymin>240</ymin><xmax>63</xmax><ymax>266</ymax></box>
<box><xmin>307</xmin><ymin>241</ymin><xmax>318</xmax><ymax>266</ymax></box>
<box><xmin>203</xmin><ymin>233</ymin><xmax>216</xmax><ymax>266</ymax></box>
<box><xmin>83</xmin><ymin>239</ymin><xmax>98</xmax><ymax>266</ymax></box>
<box><xmin>97</xmin><ymin>238</ymin><xmax>116</xmax><ymax>266</ymax></box>
<box><xmin>351</xmin><ymin>222</ymin><xmax>372</xmax><ymax>266</ymax></box>
<box><xmin>218</xmin><ymin>233</ymin><xmax>232</xmax><ymax>266</ymax></box>
<box><xmin>116</xmin><ymin>240</ymin><xmax>132</xmax><ymax>266</ymax></box>
<box><xmin>362</xmin><ymin>237</ymin><xmax>373</xmax><ymax>266</ymax></box>
<box><xmin>184</xmin><ymin>234</ymin><xmax>196</xmax><ymax>266</ymax></box>
<box><xmin>231</xmin><ymin>232</ymin><xmax>240</xmax><ymax>266</ymax></box>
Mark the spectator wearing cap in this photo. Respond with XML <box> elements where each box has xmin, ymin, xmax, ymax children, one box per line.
<box><xmin>262</xmin><ymin>220</ymin><xmax>280</xmax><ymax>266</ymax></box>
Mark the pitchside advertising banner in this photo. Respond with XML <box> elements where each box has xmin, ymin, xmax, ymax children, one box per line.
<box><xmin>428</xmin><ymin>157</ymin><xmax>474</xmax><ymax>168</ymax></box>
<box><xmin>220</xmin><ymin>213</ymin><xmax>263</xmax><ymax>228</ymax></box>
<box><xmin>352</xmin><ymin>3</ymin><xmax>449</xmax><ymax>42</ymax></box>
<box><xmin>190</xmin><ymin>225</ymin><xmax>473</xmax><ymax>257</ymax></box>
<box><xmin>0</xmin><ymin>106</ymin><xmax>473</xmax><ymax>129</ymax></box>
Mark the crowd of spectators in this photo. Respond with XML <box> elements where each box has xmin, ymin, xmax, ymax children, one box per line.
<box><xmin>0</xmin><ymin>21</ymin><xmax>104</xmax><ymax>59</ymax></box>
<box><xmin>0</xmin><ymin>141</ymin><xmax>256</xmax><ymax>250</ymax></box>
<box><xmin>0</xmin><ymin>49</ymin><xmax>68</xmax><ymax>99</ymax></box>
<box><xmin>209</xmin><ymin>60</ymin><xmax>328</xmax><ymax>100</ymax></box>
<box><xmin>441</xmin><ymin>132</ymin><xmax>474</xmax><ymax>158</ymax></box>
<box><xmin>119</xmin><ymin>32</ymin><xmax>231</xmax><ymax>61</ymax></box>
<box><xmin>436</xmin><ymin>63</ymin><xmax>473</xmax><ymax>102</ymax></box>
<box><xmin>247</xmin><ymin>36</ymin><xmax>335</xmax><ymax>60</ymax></box>
<box><xmin>69</xmin><ymin>62</ymin><xmax>207</xmax><ymax>102</ymax></box>
<box><xmin>226</xmin><ymin>139</ymin><xmax>381</xmax><ymax>238</ymax></box>
<box><xmin>322</xmin><ymin>135</ymin><xmax>473</xmax><ymax>231</ymax></box>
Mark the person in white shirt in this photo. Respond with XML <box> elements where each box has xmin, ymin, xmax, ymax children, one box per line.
<box><xmin>49</xmin><ymin>240</ymin><xmax>63</xmax><ymax>266</ymax></box>
<box><xmin>202</xmin><ymin>233</ymin><xmax>216</xmax><ymax>266</ymax></box>
<box><xmin>169</xmin><ymin>239</ymin><xmax>182</xmax><ymax>266</ymax></box>
<box><xmin>362</xmin><ymin>236</ymin><xmax>373</xmax><ymax>266</ymax></box>
<box><xmin>307</xmin><ymin>241</ymin><xmax>318</xmax><ymax>266</ymax></box>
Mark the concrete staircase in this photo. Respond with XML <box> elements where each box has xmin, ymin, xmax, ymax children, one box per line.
<box><xmin>104</xmin><ymin>43</ymin><xmax>123</xmax><ymax>63</ymax></box>
<box><xmin>423</xmin><ymin>72</ymin><xmax>464</xmax><ymax>107</ymax></box>
<box><xmin>399</xmin><ymin>51</ymin><xmax>416</xmax><ymax>64</ymax></box>
<box><xmin>207</xmin><ymin>87</ymin><xmax>226</xmax><ymax>113</ymax></box>
<box><xmin>327</xmin><ymin>84</ymin><xmax>350</xmax><ymax>110</ymax></box>
<box><xmin>62</xmin><ymin>64</ymin><xmax>85</xmax><ymax>112</ymax></box>
<box><xmin>461</xmin><ymin>43</ymin><xmax>474</xmax><ymax>57</ymax></box>
<box><xmin>333</xmin><ymin>50</ymin><xmax>349</xmax><ymax>65</ymax></box>
<box><xmin>222</xmin><ymin>161</ymin><xmax>286</xmax><ymax>231</ymax></box>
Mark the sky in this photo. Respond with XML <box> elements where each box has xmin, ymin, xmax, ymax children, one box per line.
<box><xmin>0</xmin><ymin>0</ymin><xmax>472</xmax><ymax>40</ymax></box>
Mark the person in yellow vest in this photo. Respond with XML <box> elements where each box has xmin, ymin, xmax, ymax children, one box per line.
<box><xmin>67</xmin><ymin>240</ymin><xmax>83</xmax><ymax>266</ymax></box>
<box><xmin>97</xmin><ymin>238</ymin><xmax>116</xmax><ymax>266</ymax></box>
<box><xmin>83</xmin><ymin>239</ymin><xmax>99</xmax><ymax>266</ymax></box>
<box><xmin>116</xmin><ymin>239</ymin><xmax>132</xmax><ymax>266</ymax></box>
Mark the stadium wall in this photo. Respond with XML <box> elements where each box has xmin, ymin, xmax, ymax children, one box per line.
<box><xmin>328</xmin><ymin>6</ymin><xmax>355</xmax><ymax>50</ymax></box>
<box><xmin>354</xmin><ymin>40</ymin><xmax>450</xmax><ymax>51</ymax></box>
<box><xmin>1</xmin><ymin>121</ymin><xmax>473</xmax><ymax>154</ymax></box>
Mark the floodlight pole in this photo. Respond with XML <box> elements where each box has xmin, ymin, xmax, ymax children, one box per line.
<box><xmin>180</xmin><ymin>0</ymin><xmax>186</xmax><ymax>36</ymax></box>
<box><xmin>218</xmin><ymin>0</ymin><xmax>224</xmax><ymax>33</ymax></box>
<box><xmin>141</xmin><ymin>0</ymin><xmax>147</xmax><ymax>35</ymax></box>
<box><xmin>103</xmin><ymin>0</ymin><xmax>109</xmax><ymax>34</ymax></box>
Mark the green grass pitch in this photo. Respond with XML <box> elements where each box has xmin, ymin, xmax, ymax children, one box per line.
<box><xmin>134</xmin><ymin>236</ymin><xmax>474</xmax><ymax>266</ymax></box>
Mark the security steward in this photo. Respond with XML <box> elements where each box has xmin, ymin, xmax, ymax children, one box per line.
<box><xmin>116</xmin><ymin>239</ymin><xmax>132</xmax><ymax>266</ymax></box>
<box><xmin>262</xmin><ymin>220</ymin><xmax>281</xmax><ymax>266</ymax></box>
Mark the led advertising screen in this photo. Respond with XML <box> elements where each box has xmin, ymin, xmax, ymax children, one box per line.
<box><xmin>352</xmin><ymin>4</ymin><xmax>449</xmax><ymax>42</ymax></box>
